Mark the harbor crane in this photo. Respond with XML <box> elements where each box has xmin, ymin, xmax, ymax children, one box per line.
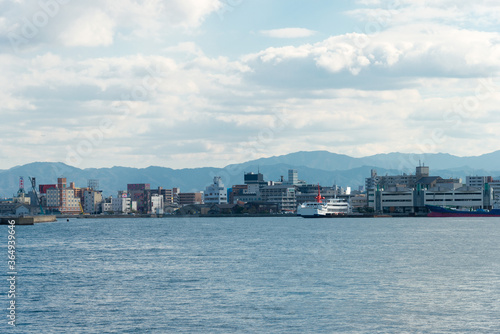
<box><xmin>28</xmin><ymin>177</ymin><xmax>44</xmax><ymax>215</ymax></box>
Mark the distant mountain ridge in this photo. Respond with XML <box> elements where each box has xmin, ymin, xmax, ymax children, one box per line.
<box><xmin>236</xmin><ymin>150</ymin><xmax>500</xmax><ymax>172</ymax></box>
<box><xmin>1</xmin><ymin>150</ymin><xmax>500</xmax><ymax>197</ymax></box>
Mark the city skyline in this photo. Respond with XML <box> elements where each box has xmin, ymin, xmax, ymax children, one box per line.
<box><xmin>4</xmin><ymin>148</ymin><xmax>500</xmax><ymax>199</ymax></box>
<box><xmin>1</xmin><ymin>1</ymin><xmax>500</xmax><ymax>170</ymax></box>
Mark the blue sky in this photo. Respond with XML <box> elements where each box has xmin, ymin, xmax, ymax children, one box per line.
<box><xmin>1</xmin><ymin>0</ymin><xmax>500</xmax><ymax>169</ymax></box>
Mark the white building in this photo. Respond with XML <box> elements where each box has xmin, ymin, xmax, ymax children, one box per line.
<box><xmin>489</xmin><ymin>181</ymin><xmax>500</xmax><ymax>204</ymax></box>
<box><xmin>466</xmin><ymin>176</ymin><xmax>489</xmax><ymax>188</ymax></box>
<box><xmin>102</xmin><ymin>202</ymin><xmax>112</xmax><ymax>213</ymax></box>
<box><xmin>204</xmin><ymin>177</ymin><xmax>227</xmax><ymax>204</ymax></box>
<box><xmin>112</xmin><ymin>197</ymin><xmax>132</xmax><ymax>214</ymax></box>
<box><xmin>467</xmin><ymin>176</ymin><xmax>500</xmax><ymax>203</ymax></box>
<box><xmin>366</xmin><ymin>166</ymin><xmax>431</xmax><ymax>191</ymax></box>
<box><xmin>151</xmin><ymin>194</ymin><xmax>164</xmax><ymax>214</ymax></box>
<box><xmin>368</xmin><ymin>186</ymin><xmax>415</xmax><ymax>214</ymax></box>
<box><xmin>368</xmin><ymin>184</ymin><xmax>492</xmax><ymax>214</ymax></box>
<box><xmin>0</xmin><ymin>203</ymin><xmax>31</xmax><ymax>216</ymax></box>
<box><xmin>425</xmin><ymin>186</ymin><xmax>485</xmax><ymax>209</ymax></box>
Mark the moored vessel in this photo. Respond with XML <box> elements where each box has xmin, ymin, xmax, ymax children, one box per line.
<box><xmin>426</xmin><ymin>205</ymin><xmax>500</xmax><ymax>217</ymax></box>
<box><xmin>297</xmin><ymin>185</ymin><xmax>351</xmax><ymax>218</ymax></box>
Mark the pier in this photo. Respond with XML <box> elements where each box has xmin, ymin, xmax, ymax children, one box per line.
<box><xmin>0</xmin><ymin>215</ymin><xmax>57</xmax><ymax>225</ymax></box>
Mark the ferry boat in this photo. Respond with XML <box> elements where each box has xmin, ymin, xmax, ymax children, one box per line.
<box><xmin>426</xmin><ymin>205</ymin><xmax>500</xmax><ymax>217</ymax></box>
<box><xmin>323</xmin><ymin>198</ymin><xmax>352</xmax><ymax>216</ymax></box>
<box><xmin>297</xmin><ymin>185</ymin><xmax>351</xmax><ymax>218</ymax></box>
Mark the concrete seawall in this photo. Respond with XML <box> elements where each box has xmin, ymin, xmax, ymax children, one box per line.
<box><xmin>0</xmin><ymin>215</ymin><xmax>57</xmax><ymax>225</ymax></box>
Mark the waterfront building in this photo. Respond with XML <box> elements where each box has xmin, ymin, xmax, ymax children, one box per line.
<box><xmin>151</xmin><ymin>194</ymin><xmax>164</xmax><ymax>214</ymax></box>
<box><xmin>368</xmin><ymin>182</ymin><xmax>493</xmax><ymax>214</ymax></box>
<box><xmin>0</xmin><ymin>202</ymin><xmax>30</xmax><ymax>216</ymax></box>
<box><xmin>368</xmin><ymin>186</ymin><xmax>415</xmax><ymax>214</ymax></box>
<box><xmin>489</xmin><ymin>181</ymin><xmax>500</xmax><ymax>203</ymax></box>
<box><xmin>102</xmin><ymin>197</ymin><xmax>113</xmax><ymax>213</ymax></box>
<box><xmin>365</xmin><ymin>165</ymin><xmax>432</xmax><ymax>191</ymax></box>
<box><xmin>233</xmin><ymin>193</ymin><xmax>260</xmax><ymax>204</ymax></box>
<box><xmin>149</xmin><ymin>187</ymin><xmax>175</xmax><ymax>205</ymax></box>
<box><xmin>45</xmin><ymin>178</ymin><xmax>81</xmax><ymax>214</ymax></box>
<box><xmin>83</xmin><ymin>190</ymin><xmax>103</xmax><ymax>214</ymax></box>
<box><xmin>466</xmin><ymin>176</ymin><xmax>500</xmax><ymax>203</ymax></box>
<box><xmin>164</xmin><ymin>189</ymin><xmax>174</xmax><ymax>204</ymax></box>
<box><xmin>178</xmin><ymin>192</ymin><xmax>203</xmax><ymax>206</ymax></box>
<box><xmin>229</xmin><ymin>185</ymin><xmax>248</xmax><ymax>204</ymax></box>
<box><xmin>466</xmin><ymin>176</ymin><xmax>492</xmax><ymax>188</ymax></box>
<box><xmin>171</xmin><ymin>188</ymin><xmax>181</xmax><ymax>205</ymax></box>
<box><xmin>127</xmin><ymin>183</ymin><xmax>151</xmax><ymax>213</ymax></box>
<box><xmin>424</xmin><ymin>185</ymin><xmax>490</xmax><ymax>209</ymax></box>
<box><xmin>230</xmin><ymin>184</ymin><xmax>262</xmax><ymax>204</ymax></box>
<box><xmin>204</xmin><ymin>177</ymin><xmax>227</xmax><ymax>204</ymax></box>
<box><xmin>260</xmin><ymin>185</ymin><xmax>297</xmax><ymax>213</ymax></box>
<box><xmin>244</xmin><ymin>172</ymin><xmax>268</xmax><ymax>187</ymax></box>
<box><xmin>39</xmin><ymin>184</ymin><xmax>57</xmax><ymax>194</ymax></box>
<box><xmin>365</xmin><ymin>169</ymin><xmax>382</xmax><ymax>190</ymax></box>
<box><xmin>350</xmin><ymin>194</ymin><xmax>368</xmax><ymax>210</ymax></box>
<box><xmin>366</xmin><ymin>166</ymin><xmax>486</xmax><ymax>214</ymax></box>
<box><xmin>366</xmin><ymin>171</ymin><xmax>417</xmax><ymax>190</ymax></box>
<box><xmin>110</xmin><ymin>196</ymin><xmax>129</xmax><ymax>213</ymax></box>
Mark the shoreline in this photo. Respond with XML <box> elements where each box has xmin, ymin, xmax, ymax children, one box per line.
<box><xmin>1</xmin><ymin>213</ymin><xmax>430</xmax><ymax>224</ymax></box>
<box><xmin>64</xmin><ymin>213</ymin><xmax>428</xmax><ymax>219</ymax></box>
<box><xmin>0</xmin><ymin>215</ymin><xmax>57</xmax><ymax>225</ymax></box>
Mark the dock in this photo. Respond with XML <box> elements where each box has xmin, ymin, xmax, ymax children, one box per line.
<box><xmin>0</xmin><ymin>215</ymin><xmax>57</xmax><ymax>225</ymax></box>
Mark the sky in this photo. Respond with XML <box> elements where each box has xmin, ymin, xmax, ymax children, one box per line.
<box><xmin>1</xmin><ymin>0</ymin><xmax>500</xmax><ymax>170</ymax></box>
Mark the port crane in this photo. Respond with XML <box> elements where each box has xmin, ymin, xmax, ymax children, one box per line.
<box><xmin>28</xmin><ymin>177</ymin><xmax>44</xmax><ymax>215</ymax></box>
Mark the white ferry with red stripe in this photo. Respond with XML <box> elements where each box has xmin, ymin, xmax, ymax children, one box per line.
<box><xmin>297</xmin><ymin>185</ymin><xmax>351</xmax><ymax>218</ymax></box>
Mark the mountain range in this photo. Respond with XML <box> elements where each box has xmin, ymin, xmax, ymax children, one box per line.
<box><xmin>1</xmin><ymin>151</ymin><xmax>500</xmax><ymax>197</ymax></box>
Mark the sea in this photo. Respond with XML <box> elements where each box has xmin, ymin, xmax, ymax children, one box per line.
<box><xmin>1</xmin><ymin>216</ymin><xmax>500</xmax><ymax>333</ymax></box>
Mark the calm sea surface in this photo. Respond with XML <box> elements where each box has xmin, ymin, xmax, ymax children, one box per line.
<box><xmin>2</xmin><ymin>216</ymin><xmax>500</xmax><ymax>333</ymax></box>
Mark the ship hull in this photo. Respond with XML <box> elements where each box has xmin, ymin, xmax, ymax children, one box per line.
<box><xmin>426</xmin><ymin>205</ymin><xmax>500</xmax><ymax>217</ymax></box>
<box><xmin>428</xmin><ymin>212</ymin><xmax>500</xmax><ymax>217</ymax></box>
<box><xmin>297</xmin><ymin>199</ymin><xmax>351</xmax><ymax>218</ymax></box>
<box><xmin>297</xmin><ymin>205</ymin><xmax>328</xmax><ymax>218</ymax></box>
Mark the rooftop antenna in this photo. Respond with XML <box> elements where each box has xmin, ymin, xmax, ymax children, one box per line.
<box><xmin>88</xmin><ymin>179</ymin><xmax>99</xmax><ymax>190</ymax></box>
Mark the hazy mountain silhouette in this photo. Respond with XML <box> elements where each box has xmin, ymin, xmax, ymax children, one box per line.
<box><xmin>1</xmin><ymin>151</ymin><xmax>500</xmax><ymax>197</ymax></box>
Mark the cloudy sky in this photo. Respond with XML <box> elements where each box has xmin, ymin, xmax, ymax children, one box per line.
<box><xmin>1</xmin><ymin>0</ymin><xmax>500</xmax><ymax>169</ymax></box>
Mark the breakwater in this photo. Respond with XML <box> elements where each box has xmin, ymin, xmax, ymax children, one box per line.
<box><xmin>0</xmin><ymin>215</ymin><xmax>57</xmax><ymax>225</ymax></box>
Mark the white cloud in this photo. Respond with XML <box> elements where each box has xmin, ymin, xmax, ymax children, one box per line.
<box><xmin>260</xmin><ymin>28</ymin><xmax>317</xmax><ymax>39</ymax></box>
<box><xmin>162</xmin><ymin>0</ymin><xmax>222</xmax><ymax>28</ymax></box>
<box><xmin>1</xmin><ymin>41</ymin><xmax>500</xmax><ymax>169</ymax></box>
<box><xmin>59</xmin><ymin>9</ymin><xmax>115</xmax><ymax>47</ymax></box>
<box><xmin>246</xmin><ymin>25</ymin><xmax>500</xmax><ymax>78</ymax></box>
<box><xmin>349</xmin><ymin>0</ymin><xmax>500</xmax><ymax>29</ymax></box>
<box><xmin>2</xmin><ymin>1</ymin><xmax>500</xmax><ymax>171</ymax></box>
<box><xmin>0</xmin><ymin>49</ymin><xmax>257</xmax><ymax>167</ymax></box>
<box><xmin>0</xmin><ymin>0</ymin><xmax>223</xmax><ymax>48</ymax></box>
